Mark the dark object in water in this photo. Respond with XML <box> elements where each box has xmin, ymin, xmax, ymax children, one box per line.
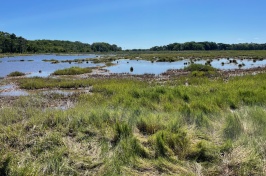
<box><xmin>130</xmin><ymin>67</ymin><xmax>134</xmax><ymax>72</ymax></box>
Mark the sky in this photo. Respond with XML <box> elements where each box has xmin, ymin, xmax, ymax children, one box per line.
<box><xmin>1</xmin><ymin>0</ymin><xmax>266</xmax><ymax>49</ymax></box>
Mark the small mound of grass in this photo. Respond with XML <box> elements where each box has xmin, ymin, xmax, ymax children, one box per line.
<box><xmin>7</xmin><ymin>71</ymin><xmax>26</xmax><ymax>77</ymax></box>
<box><xmin>184</xmin><ymin>63</ymin><xmax>217</xmax><ymax>72</ymax></box>
<box><xmin>52</xmin><ymin>67</ymin><xmax>92</xmax><ymax>75</ymax></box>
<box><xmin>185</xmin><ymin>64</ymin><xmax>218</xmax><ymax>77</ymax></box>
<box><xmin>105</xmin><ymin>62</ymin><xmax>116</xmax><ymax>67</ymax></box>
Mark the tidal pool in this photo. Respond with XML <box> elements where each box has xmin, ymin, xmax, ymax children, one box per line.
<box><xmin>0</xmin><ymin>54</ymin><xmax>102</xmax><ymax>77</ymax></box>
<box><xmin>1</xmin><ymin>55</ymin><xmax>266</xmax><ymax>77</ymax></box>
<box><xmin>107</xmin><ymin>59</ymin><xmax>190</xmax><ymax>74</ymax></box>
<box><xmin>107</xmin><ymin>58</ymin><xmax>266</xmax><ymax>75</ymax></box>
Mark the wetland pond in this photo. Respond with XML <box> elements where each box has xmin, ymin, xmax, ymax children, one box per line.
<box><xmin>1</xmin><ymin>54</ymin><xmax>266</xmax><ymax>97</ymax></box>
<box><xmin>1</xmin><ymin>54</ymin><xmax>266</xmax><ymax>77</ymax></box>
<box><xmin>0</xmin><ymin>54</ymin><xmax>103</xmax><ymax>77</ymax></box>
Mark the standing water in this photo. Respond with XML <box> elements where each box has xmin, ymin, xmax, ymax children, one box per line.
<box><xmin>1</xmin><ymin>55</ymin><xmax>266</xmax><ymax>77</ymax></box>
<box><xmin>0</xmin><ymin>54</ymin><xmax>102</xmax><ymax>77</ymax></box>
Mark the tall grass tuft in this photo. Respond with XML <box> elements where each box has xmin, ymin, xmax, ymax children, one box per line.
<box><xmin>223</xmin><ymin>114</ymin><xmax>243</xmax><ymax>140</ymax></box>
<box><xmin>113</xmin><ymin>122</ymin><xmax>132</xmax><ymax>144</ymax></box>
<box><xmin>136</xmin><ymin>116</ymin><xmax>164</xmax><ymax>135</ymax></box>
<box><xmin>152</xmin><ymin>130</ymin><xmax>189</xmax><ymax>159</ymax></box>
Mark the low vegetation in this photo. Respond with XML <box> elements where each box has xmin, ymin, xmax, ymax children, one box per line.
<box><xmin>121</xmin><ymin>50</ymin><xmax>266</xmax><ymax>62</ymax></box>
<box><xmin>7</xmin><ymin>71</ymin><xmax>26</xmax><ymax>77</ymax></box>
<box><xmin>52</xmin><ymin>67</ymin><xmax>92</xmax><ymax>75</ymax></box>
<box><xmin>184</xmin><ymin>64</ymin><xmax>218</xmax><ymax>77</ymax></box>
<box><xmin>1</xmin><ymin>70</ymin><xmax>266</xmax><ymax>175</ymax></box>
<box><xmin>184</xmin><ymin>63</ymin><xmax>217</xmax><ymax>72</ymax></box>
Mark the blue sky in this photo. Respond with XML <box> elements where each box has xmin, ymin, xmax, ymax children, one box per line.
<box><xmin>1</xmin><ymin>0</ymin><xmax>265</xmax><ymax>49</ymax></box>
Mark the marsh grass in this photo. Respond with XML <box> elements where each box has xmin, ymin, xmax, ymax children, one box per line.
<box><xmin>119</xmin><ymin>50</ymin><xmax>266</xmax><ymax>62</ymax></box>
<box><xmin>1</xmin><ymin>71</ymin><xmax>266</xmax><ymax>175</ymax></box>
<box><xmin>184</xmin><ymin>63</ymin><xmax>217</xmax><ymax>72</ymax></box>
<box><xmin>18</xmin><ymin>77</ymin><xmax>94</xmax><ymax>89</ymax></box>
<box><xmin>52</xmin><ymin>67</ymin><xmax>92</xmax><ymax>75</ymax></box>
<box><xmin>7</xmin><ymin>71</ymin><xmax>26</xmax><ymax>77</ymax></box>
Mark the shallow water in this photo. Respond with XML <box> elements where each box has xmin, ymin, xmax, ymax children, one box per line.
<box><xmin>194</xmin><ymin>58</ymin><xmax>266</xmax><ymax>70</ymax></box>
<box><xmin>1</xmin><ymin>55</ymin><xmax>266</xmax><ymax>77</ymax></box>
<box><xmin>107</xmin><ymin>58</ymin><xmax>266</xmax><ymax>75</ymax></box>
<box><xmin>107</xmin><ymin>59</ymin><xmax>190</xmax><ymax>74</ymax></box>
<box><xmin>0</xmin><ymin>84</ymin><xmax>28</xmax><ymax>96</ymax></box>
<box><xmin>0</xmin><ymin>90</ymin><xmax>29</xmax><ymax>96</ymax></box>
<box><xmin>0</xmin><ymin>84</ymin><xmax>13</xmax><ymax>90</ymax></box>
<box><xmin>0</xmin><ymin>54</ymin><xmax>102</xmax><ymax>77</ymax></box>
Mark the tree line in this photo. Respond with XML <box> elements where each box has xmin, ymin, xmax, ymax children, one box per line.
<box><xmin>2</xmin><ymin>31</ymin><xmax>266</xmax><ymax>53</ymax></box>
<box><xmin>0</xmin><ymin>31</ymin><xmax>122</xmax><ymax>53</ymax></box>
<box><xmin>150</xmin><ymin>41</ymin><xmax>266</xmax><ymax>51</ymax></box>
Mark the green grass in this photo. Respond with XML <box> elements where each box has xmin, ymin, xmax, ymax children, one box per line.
<box><xmin>18</xmin><ymin>77</ymin><xmax>96</xmax><ymax>89</ymax></box>
<box><xmin>52</xmin><ymin>67</ymin><xmax>92</xmax><ymax>75</ymax></box>
<box><xmin>1</xmin><ymin>71</ymin><xmax>266</xmax><ymax>175</ymax></box>
<box><xmin>184</xmin><ymin>63</ymin><xmax>217</xmax><ymax>72</ymax></box>
<box><xmin>184</xmin><ymin>63</ymin><xmax>218</xmax><ymax>77</ymax></box>
<box><xmin>7</xmin><ymin>71</ymin><xmax>26</xmax><ymax>77</ymax></box>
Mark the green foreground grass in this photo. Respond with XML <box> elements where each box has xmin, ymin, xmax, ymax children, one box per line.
<box><xmin>1</xmin><ymin>72</ymin><xmax>266</xmax><ymax>175</ymax></box>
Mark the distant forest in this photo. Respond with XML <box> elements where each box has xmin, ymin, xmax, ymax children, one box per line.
<box><xmin>0</xmin><ymin>31</ymin><xmax>122</xmax><ymax>53</ymax></box>
<box><xmin>1</xmin><ymin>31</ymin><xmax>266</xmax><ymax>53</ymax></box>
<box><xmin>150</xmin><ymin>41</ymin><xmax>266</xmax><ymax>51</ymax></box>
